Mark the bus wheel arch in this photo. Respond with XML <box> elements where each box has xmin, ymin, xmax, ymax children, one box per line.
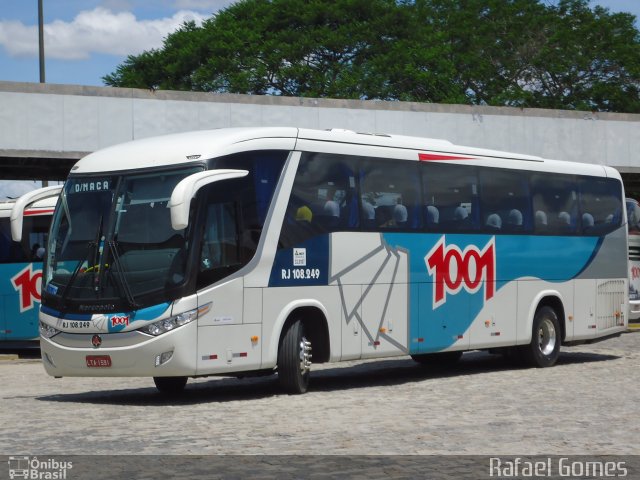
<box><xmin>535</xmin><ymin>295</ymin><xmax>566</xmax><ymax>344</ymax></box>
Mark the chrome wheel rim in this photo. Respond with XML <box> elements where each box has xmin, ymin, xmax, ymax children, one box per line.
<box><xmin>538</xmin><ymin>317</ymin><xmax>557</xmax><ymax>356</ymax></box>
<box><xmin>299</xmin><ymin>336</ymin><xmax>312</xmax><ymax>375</ymax></box>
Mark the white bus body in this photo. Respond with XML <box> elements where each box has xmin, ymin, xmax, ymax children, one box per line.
<box><xmin>626</xmin><ymin>198</ymin><xmax>640</xmax><ymax>320</ymax></box>
<box><xmin>34</xmin><ymin>128</ymin><xmax>628</xmax><ymax>393</ymax></box>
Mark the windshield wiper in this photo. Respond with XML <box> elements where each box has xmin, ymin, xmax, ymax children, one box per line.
<box><xmin>59</xmin><ymin>241</ymin><xmax>96</xmax><ymax>314</ymax></box>
<box><xmin>107</xmin><ymin>240</ymin><xmax>140</xmax><ymax>310</ymax></box>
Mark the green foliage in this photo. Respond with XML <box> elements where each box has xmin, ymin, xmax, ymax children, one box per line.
<box><xmin>103</xmin><ymin>0</ymin><xmax>640</xmax><ymax>113</ymax></box>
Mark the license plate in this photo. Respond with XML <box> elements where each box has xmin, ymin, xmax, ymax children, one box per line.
<box><xmin>86</xmin><ymin>355</ymin><xmax>112</xmax><ymax>368</ymax></box>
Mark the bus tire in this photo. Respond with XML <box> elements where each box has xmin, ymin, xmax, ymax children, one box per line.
<box><xmin>411</xmin><ymin>351</ymin><xmax>462</xmax><ymax>366</ymax></box>
<box><xmin>278</xmin><ymin>319</ymin><xmax>312</xmax><ymax>394</ymax></box>
<box><xmin>153</xmin><ymin>376</ymin><xmax>187</xmax><ymax>393</ymax></box>
<box><xmin>520</xmin><ymin>305</ymin><xmax>561</xmax><ymax>368</ymax></box>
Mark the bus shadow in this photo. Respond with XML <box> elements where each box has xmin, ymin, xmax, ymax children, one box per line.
<box><xmin>308</xmin><ymin>350</ymin><xmax>619</xmax><ymax>393</ymax></box>
<box><xmin>36</xmin><ymin>349</ymin><xmax>618</xmax><ymax>406</ymax></box>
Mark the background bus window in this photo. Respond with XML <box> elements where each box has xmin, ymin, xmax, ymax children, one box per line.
<box><xmin>422</xmin><ymin>163</ymin><xmax>479</xmax><ymax>232</ymax></box>
<box><xmin>479</xmin><ymin>169</ymin><xmax>531</xmax><ymax>233</ymax></box>
<box><xmin>359</xmin><ymin>158</ymin><xmax>421</xmax><ymax>230</ymax></box>
<box><xmin>23</xmin><ymin>216</ymin><xmax>49</xmax><ymax>261</ymax></box>
<box><xmin>279</xmin><ymin>153</ymin><xmax>358</xmax><ymax>248</ymax></box>
<box><xmin>578</xmin><ymin>177</ymin><xmax>622</xmax><ymax>235</ymax></box>
<box><xmin>531</xmin><ymin>174</ymin><xmax>578</xmax><ymax>234</ymax></box>
<box><xmin>0</xmin><ymin>218</ymin><xmax>24</xmax><ymax>263</ymax></box>
<box><xmin>0</xmin><ymin>216</ymin><xmax>49</xmax><ymax>263</ymax></box>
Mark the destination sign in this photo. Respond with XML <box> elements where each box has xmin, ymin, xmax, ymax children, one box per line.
<box><xmin>71</xmin><ymin>180</ymin><xmax>111</xmax><ymax>193</ymax></box>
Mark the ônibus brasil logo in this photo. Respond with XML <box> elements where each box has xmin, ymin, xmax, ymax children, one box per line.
<box><xmin>425</xmin><ymin>236</ymin><xmax>496</xmax><ymax>309</ymax></box>
<box><xmin>11</xmin><ymin>264</ymin><xmax>42</xmax><ymax>313</ymax></box>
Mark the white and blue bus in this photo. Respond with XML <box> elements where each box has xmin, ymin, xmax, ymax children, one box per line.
<box><xmin>32</xmin><ymin>128</ymin><xmax>628</xmax><ymax>393</ymax></box>
<box><xmin>0</xmin><ymin>186</ymin><xmax>60</xmax><ymax>347</ymax></box>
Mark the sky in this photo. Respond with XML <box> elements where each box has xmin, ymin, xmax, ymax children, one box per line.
<box><xmin>0</xmin><ymin>0</ymin><xmax>236</xmax><ymax>87</ymax></box>
<box><xmin>0</xmin><ymin>0</ymin><xmax>639</xmax><ymax>88</ymax></box>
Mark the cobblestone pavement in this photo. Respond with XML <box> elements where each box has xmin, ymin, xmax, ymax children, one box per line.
<box><xmin>0</xmin><ymin>331</ymin><xmax>638</xmax><ymax>460</ymax></box>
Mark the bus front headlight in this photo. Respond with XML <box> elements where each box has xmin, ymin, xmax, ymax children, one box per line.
<box><xmin>39</xmin><ymin>321</ymin><xmax>60</xmax><ymax>339</ymax></box>
<box><xmin>138</xmin><ymin>303</ymin><xmax>211</xmax><ymax>336</ymax></box>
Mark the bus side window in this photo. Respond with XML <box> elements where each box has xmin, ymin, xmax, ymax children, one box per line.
<box><xmin>359</xmin><ymin>158</ymin><xmax>421</xmax><ymax>230</ymax></box>
<box><xmin>200</xmin><ymin>202</ymin><xmax>239</xmax><ymax>271</ymax></box>
<box><xmin>194</xmin><ymin>175</ymin><xmax>252</xmax><ymax>288</ymax></box>
<box><xmin>531</xmin><ymin>174</ymin><xmax>578</xmax><ymax>235</ymax></box>
<box><xmin>479</xmin><ymin>168</ymin><xmax>531</xmax><ymax>234</ymax></box>
<box><xmin>24</xmin><ymin>215</ymin><xmax>50</xmax><ymax>262</ymax></box>
<box><xmin>0</xmin><ymin>216</ymin><xmax>45</xmax><ymax>263</ymax></box>
<box><xmin>279</xmin><ymin>153</ymin><xmax>358</xmax><ymax>248</ymax></box>
<box><xmin>0</xmin><ymin>218</ymin><xmax>13</xmax><ymax>262</ymax></box>
<box><xmin>627</xmin><ymin>198</ymin><xmax>640</xmax><ymax>234</ymax></box>
<box><xmin>579</xmin><ymin>177</ymin><xmax>622</xmax><ymax>235</ymax></box>
<box><xmin>422</xmin><ymin>162</ymin><xmax>479</xmax><ymax>232</ymax></box>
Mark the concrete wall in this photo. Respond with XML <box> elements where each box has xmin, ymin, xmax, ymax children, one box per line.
<box><xmin>1</xmin><ymin>81</ymin><xmax>638</xmax><ymax>172</ymax></box>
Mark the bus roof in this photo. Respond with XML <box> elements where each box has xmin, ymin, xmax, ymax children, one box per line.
<box><xmin>70</xmin><ymin>127</ymin><xmax>619</xmax><ymax>180</ymax></box>
<box><xmin>0</xmin><ymin>195</ymin><xmax>57</xmax><ymax>216</ymax></box>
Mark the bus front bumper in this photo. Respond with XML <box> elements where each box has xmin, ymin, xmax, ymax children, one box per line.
<box><xmin>40</xmin><ymin>321</ymin><xmax>198</xmax><ymax>377</ymax></box>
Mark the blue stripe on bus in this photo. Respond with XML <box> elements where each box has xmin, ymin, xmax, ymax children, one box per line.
<box><xmin>382</xmin><ymin>233</ymin><xmax>601</xmax><ymax>353</ymax></box>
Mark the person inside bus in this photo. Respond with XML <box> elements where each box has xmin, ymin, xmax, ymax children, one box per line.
<box><xmin>31</xmin><ymin>243</ymin><xmax>41</xmax><ymax>260</ymax></box>
<box><xmin>295</xmin><ymin>205</ymin><xmax>313</xmax><ymax>223</ymax></box>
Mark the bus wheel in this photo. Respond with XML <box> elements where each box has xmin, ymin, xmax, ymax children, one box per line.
<box><xmin>153</xmin><ymin>376</ymin><xmax>187</xmax><ymax>393</ymax></box>
<box><xmin>521</xmin><ymin>305</ymin><xmax>561</xmax><ymax>368</ymax></box>
<box><xmin>278</xmin><ymin>320</ymin><xmax>312</xmax><ymax>394</ymax></box>
<box><xmin>411</xmin><ymin>351</ymin><xmax>462</xmax><ymax>366</ymax></box>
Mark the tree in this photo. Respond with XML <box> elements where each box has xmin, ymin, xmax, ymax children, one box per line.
<box><xmin>524</xmin><ymin>0</ymin><xmax>640</xmax><ymax>112</ymax></box>
<box><xmin>103</xmin><ymin>0</ymin><xmax>640</xmax><ymax>113</ymax></box>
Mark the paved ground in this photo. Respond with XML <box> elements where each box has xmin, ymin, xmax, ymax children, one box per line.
<box><xmin>0</xmin><ymin>331</ymin><xmax>638</xmax><ymax>477</ymax></box>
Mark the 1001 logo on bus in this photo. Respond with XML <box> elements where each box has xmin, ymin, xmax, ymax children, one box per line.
<box><xmin>11</xmin><ymin>264</ymin><xmax>42</xmax><ymax>312</ymax></box>
<box><xmin>425</xmin><ymin>237</ymin><xmax>496</xmax><ymax>309</ymax></box>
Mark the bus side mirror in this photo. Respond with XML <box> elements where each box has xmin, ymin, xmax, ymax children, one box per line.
<box><xmin>11</xmin><ymin>185</ymin><xmax>63</xmax><ymax>242</ymax></box>
<box><xmin>169</xmin><ymin>169</ymin><xmax>249</xmax><ymax>230</ymax></box>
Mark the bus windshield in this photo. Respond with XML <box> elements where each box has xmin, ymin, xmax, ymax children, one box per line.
<box><xmin>45</xmin><ymin>168</ymin><xmax>200</xmax><ymax>311</ymax></box>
